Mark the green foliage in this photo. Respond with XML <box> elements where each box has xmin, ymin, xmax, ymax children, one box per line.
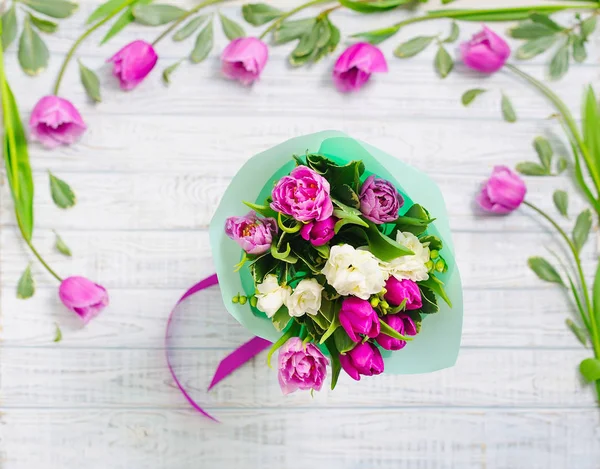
<box><xmin>501</xmin><ymin>93</ymin><xmax>517</xmax><ymax>123</ymax></box>
<box><xmin>461</xmin><ymin>88</ymin><xmax>486</xmax><ymax>106</ymax></box>
<box><xmin>21</xmin><ymin>0</ymin><xmax>78</xmax><ymax>19</ymax></box>
<box><xmin>434</xmin><ymin>45</ymin><xmax>453</xmax><ymax>78</ymax></box>
<box><xmin>18</xmin><ymin>16</ymin><xmax>49</xmax><ymax>76</ymax></box>
<box><xmin>339</xmin><ymin>0</ymin><xmax>412</xmax><ymax>14</ymax></box>
<box><xmin>273</xmin><ymin>18</ymin><xmax>314</xmax><ymax>44</ymax></box>
<box><xmin>190</xmin><ymin>19</ymin><xmax>213</xmax><ymax>63</ymax></box>
<box><xmin>54</xmin><ymin>231</ymin><xmax>72</xmax><ymax>257</ymax></box>
<box><xmin>351</xmin><ymin>25</ymin><xmax>399</xmax><ymax>45</ymax></box>
<box><xmin>242</xmin><ymin>3</ymin><xmax>283</xmax><ymax>26</ymax></box>
<box><xmin>133</xmin><ymin>4</ymin><xmax>186</xmax><ymax>26</ymax></box>
<box><xmin>17</xmin><ymin>264</ymin><xmax>35</xmax><ymax>299</ymax></box>
<box><xmin>2</xmin><ymin>6</ymin><xmax>18</xmax><ymax>49</ymax></box>
<box><xmin>288</xmin><ymin>16</ymin><xmax>340</xmax><ymax>67</ymax></box>
<box><xmin>78</xmin><ymin>60</ymin><xmax>101</xmax><ymax>102</ymax></box>
<box><xmin>553</xmin><ymin>190</ymin><xmax>568</xmax><ymax>218</ymax></box>
<box><xmin>565</xmin><ymin>319</ymin><xmax>587</xmax><ymax>346</ymax></box>
<box><xmin>49</xmin><ymin>172</ymin><xmax>76</xmax><ymax>209</ymax></box>
<box><xmin>394</xmin><ymin>36</ymin><xmax>435</xmax><ymax>58</ymax></box>
<box><xmin>333</xmin><ymin>327</ymin><xmax>355</xmax><ymax>353</ymax></box>
<box><xmin>572</xmin><ymin>209</ymin><xmax>592</xmax><ymax>253</ymax></box>
<box><xmin>28</xmin><ymin>13</ymin><xmax>58</xmax><ymax>33</ymax></box>
<box><xmin>392</xmin><ymin>204</ymin><xmax>434</xmax><ymax>236</ymax></box>
<box><xmin>527</xmin><ymin>256</ymin><xmax>564</xmax><ymax>286</ymax></box>
<box><xmin>219</xmin><ymin>13</ymin><xmax>245</xmax><ymax>40</ymax></box>
<box><xmin>173</xmin><ymin>14</ymin><xmax>209</xmax><ymax>41</ymax></box>
<box><xmin>162</xmin><ymin>60</ymin><xmax>182</xmax><ymax>85</ymax></box>
<box><xmin>579</xmin><ymin>358</ymin><xmax>600</xmax><ymax>382</ymax></box>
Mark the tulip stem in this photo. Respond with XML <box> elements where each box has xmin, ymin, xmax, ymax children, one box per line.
<box><xmin>152</xmin><ymin>0</ymin><xmax>228</xmax><ymax>46</ymax></box>
<box><xmin>258</xmin><ymin>0</ymin><xmax>332</xmax><ymax>40</ymax></box>
<box><xmin>53</xmin><ymin>0</ymin><xmax>135</xmax><ymax>96</ymax></box>
<box><xmin>16</xmin><ymin>220</ymin><xmax>63</xmax><ymax>282</ymax></box>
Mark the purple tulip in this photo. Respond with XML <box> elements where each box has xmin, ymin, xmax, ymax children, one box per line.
<box><xmin>108</xmin><ymin>40</ymin><xmax>158</xmax><ymax>90</ymax></box>
<box><xmin>359</xmin><ymin>175</ymin><xmax>403</xmax><ymax>224</ymax></box>
<box><xmin>340</xmin><ymin>342</ymin><xmax>384</xmax><ymax>381</ymax></box>
<box><xmin>29</xmin><ymin>96</ymin><xmax>86</xmax><ymax>148</ymax></box>
<box><xmin>339</xmin><ymin>297</ymin><xmax>380</xmax><ymax>343</ymax></box>
<box><xmin>477</xmin><ymin>166</ymin><xmax>526</xmax><ymax>214</ymax></box>
<box><xmin>278</xmin><ymin>337</ymin><xmax>329</xmax><ymax>394</ymax></box>
<box><xmin>221</xmin><ymin>37</ymin><xmax>268</xmax><ymax>85</ymax></box>
<box><xmin>332</xmin><ymin>42</ymin><xmax>388</xmax><ymax>93</ymax></box>
<box><xmin>58</xmin><ymin>276</ymin><xmax>109</xmax><ymax>324</ymax></box>
<box><xmin>300</xmin><ymin>217</ymin><xmax>336</xmax><ymax>246</ymax></box>
<box><xmin>375</xmin><ymin>314</ymin><xmax>418</xmax><ymax>351</ymax></box>
<box><xmin>271</xmin><ymin>166</ymin><xmax>334</xmax><ymax>222</ymax></box>
<box><xmin>384</xmin><ymin>277</ymin><xmax>422</xmax><ymax>310</ymax></box>
<box><xmin>225</xmin><ymin>211</ymin><xmax>277</xmax><ymax>255</ymax></box>
<box><xmin>461</xmin><ymin>26</ymin><xmax>510</xmax><ymax>74</ymax></box>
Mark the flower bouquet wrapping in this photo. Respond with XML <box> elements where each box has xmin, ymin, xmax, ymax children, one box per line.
<box><xmin>207</xmin><ymin>131</ymin><xmax>463</xmax><ymax>394</ymax></box>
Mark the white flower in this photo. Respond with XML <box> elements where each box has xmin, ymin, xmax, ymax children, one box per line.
<box><xmin>285</xmin><ymin>278</ymin><xmax>323</xmax><ymax>317</ymax></box>
<box><xmin>385</xmin><ymin>231</ymin><xmax>430</xmax><ymax>282</ymax></box>
<box><xmin>322</xmin><ymin>244</ymin><xmax>387</xmax><ymax>300</ymax></box>
<box><xmin>255</xmin><ymin>274</ymin><xmax>291</xmax><ymax>318</ymax></box>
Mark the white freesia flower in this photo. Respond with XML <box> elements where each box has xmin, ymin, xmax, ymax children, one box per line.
<box><xmin>255</xmin><ymin>274</ymin><xmax>291</xmax><ymax>318</ymax></box>
<box><xmin>322</xmin><ymin>244</ymin><xmax>387</xmax><ymax>300</ymax></box>
<box><xmin>285</xmin><ymin>278</ymin><xmax>323</xmax><ymax>317</ymax></box>
<box><xmin>385</xmin><ymin>231</ymin><xmax>430</xmax><ymax>282</ymax></box>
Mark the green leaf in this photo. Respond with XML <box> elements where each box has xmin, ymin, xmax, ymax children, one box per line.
<box><xmin>461</xmin><ymin>88</ymin><xmax>486</xmax><ymax>106</ymax></box>
<box><xmin>444</xmin><ymin>21</ymin><xmax>459</xmax><ymax>43</ymax></box>
<box><xmin>428</xmin><ymin>7</ymin><xmax>571</xmax><ymax>22</ymax></box>
<box><xmin>393</xmin><ymin>204</ymin><xmax>434</xmax><ymax>236</ymax></box>
<box><xmin>565</xmin><ymin>319</ymin><xmax>587</xmax><ymax>346</ymax></box>
<box><xmin>324</xmin><ymin>339</ymin><xmax>341</xmax><ymax>390</ymax></box>
<box><xmin>379</xmin><ymin>319</ymin><xmax>414</xmax><ymax>341</ymax></box>
<box><xmin>220</xmin><ymin>13</ymin><xmax>245</xmax><ymax>40</ymax></box>
<box><xmin>273</xmin><ymin>18</ymin><xmax>314</xmax><ymax>45</ymax></box>
<box><xmin>242</xmin><ymin>3</ymin><xmax>283</xmax><ymax>26</ymax></box>
<box><xmin>339</xmin><ymin>0</ymin><xmax>409</xmax><ymax>13</ymax></box>
<box><xmin>53</xmin><ymin>323</ymin><xmax>63</xmax><ymax>342</ymax></box>
<box><xmin>351</xmin><ymin>25</ymin><xmax>399</xmax><ymax>45</ymax></box>
<box><xmin>54</xmin><ymin>231</ymin><xmax>72</xmax><ymax>257</ymax></box>
<box><xmin>572</xmin><ymin>35</ymin><xmax>587</xmax><ymax>63</ymax></box>
<box><xmin>582</xmin><ymin>86</ymin><xmax>600</xmax><ymax>191</ymax></box>
<box><xmin>434</xmin><ymin>45</ymin><xmax>453</xmax><ymax>78</ymax></box>
<box><xmin>333</xmin><ymin>327</ymin><xmax>356</xmax><ymax>354</ymax></box>
<box><xmin>557</xmin><ymin>157</ymin><xmax>568</xmax><ymax>174</ymax></box>
<box><xmin>572</xmin><ymin>209</ymin><xmax>592</xmax><ymax>253</ymax></box>
<box><xmin>549</xmin><ymin>42</ymin><xmax>569</xmax><ymax>80</ymax></box>
<box><xmin>515</xmin><ymin>35</ymin><xmax>558</xmax><ymax>60</ymax></box>
<box><xmin>579</xmin><ymin>358</ymin><xmax>600</xmax><ymax>382</ymax></box>
<box><xmin>419</xmin><ymin>275</ymin><xmax>452</xmax><ymax>307</ymax></box>
<box><xmin>162</xmin><ymin>60</ymin><xmax>181</xmax><ymax>85</ymax></box>
<box><xmin>87</xmin><ymin>0</ymin><xmax>129</xmax><ymax>24</ymax></box>
<box><xmin>393</xmin><ymin>36</ymin><xmax>435</xmax><ymax>58</ymax></box>
<box><xmin>49</xmin><ymin>172</ymin><xmax>76</xmax><ymax>209</ymax></box>
<box><xmin>509</xmin><ymin>22</ymin><xmax>558</xmax><ymax>39</ymax></box>
<box><xmin>100</xmin><ymin>1</ymin><xmax>156</xmax><ymax>45</ymax></box>
<box><xmin>333</xmin><ymin>199</ymin><xmax>369</xmax><ymax>233</ymax></box>
<box><xmin>18</xmin><ymin>16</ymin><xmax>49</xmax><ymax>76</ymax></box>
<box><xmin>78</xmin><ymin>60</ymin><xmax>101</xmax><ymax>103</ymax></box>
<box><xmin>133</xmin><ymin>4</ymin><xmax>185</xmax><ymax>25</ymax></box>
<box><xmin>581</xmin><ymin>15</ymin><xmax>597</xmax><ymax>39</ymax></box>
<box><xmin>2</xmin><ymin>6</ymin><xmax>18</xmax><ymax>49</ymax></box>
<box><xmin>363</xmin><ymin>223</ymin><xmax>413</xmax><ymax>262</ymax></box>
<box><xmin>190</xmin><ymin>19</ymin><xmax>213</xmax><ymax>63</ymax></box>
<box><xmin>21</xmin><ymin>0</ymin><xmax>78</xmax><ymax>18</ymax></box>
<box><xmin>243</xmin><ymin>200</ymin><xmax>277</xmax><ymax>218</ymax></box>
<box><xmin>17</xmin><ymin>264</ymin><xmax>35</xmax><ymax>299</ymax></box>
<box><xmin>593</xmin><ymin>260</ymin><xmax>600</xmax><ymax>332</ymax></box>
<box><xmin>533</xmin><ymin>136</ymin><xmax>553</xmax><ymax>170</ymax></box>
<box><xmin>28</xmin><ymin>13</ymin><xmax>58</xmax><ymax>33</ymax></box>
<box><xmin>501</xmin><ymin>93</ymin><xmax>517</xmax><ymax>123</ymax></box>
<box><xmin>515</xmin><ymin>162</ymin><xmax>548</xmax><ymax>176</ymax></box>
<box><xmin>173</xmin><ymin>14</ymin><xmax>207</xmax><ymax>41</ymax></box>
<box><xmin>529</xmin><ymin>13</ymin><xmax>563</xmax><ymax>31</ymax></box>
<box><xmin>553</xmin><ymin>190</ymin><xmax>568</xmax><ymax>218</ymax></box>
<box><xmin>271</xmin><ymin>306</ymin><xmax>292</xmax><ymax>332</ymax></box>
<box><xmin>527</xmin><ymin>256</ymin><xmax>564</xmax><ymax>286</ymax></box>
<box><xmin>266</xmin><ymin>321</ymin><xmax>300</xmax><ymax>367</ymax></box>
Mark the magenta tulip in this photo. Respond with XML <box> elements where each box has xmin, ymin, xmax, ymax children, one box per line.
<box><xmin>375</xmin><ymin>314</ymin><xmax>418</xmax><ymax>351</ymax></box>
<box><xmin>29</xmin><ymin>96</ymin><xmax>86</xmax><ymax>148</ymax></box>
<box><xmin>340</xmin><ymin>342</ymin><xmax>384</xmax><ymax>381</ymax></box>
<box><xmin>300</xmin><ymin>217</ymin><xmax>336</xmax><ymax>246</ymax></box>
<box><xmin>221</xmin><ymin>37</ymin><xmax>268</xmax><ymax>85</ymax></box>
<box><xmin>59</xmin><ymin>276</ymin><xmax>109</xmax><ymax>324</ymax></box>
<box><xmin>339</xmin><ymin>297</ymin><xmax>380</xmax><ymax>343</ymax></box>
<box><xmin>225</xmin><ymin>211</ymin><xmax>277</xmax><ymax>255</ymax></box>
<box><xmin>108</xmin><ymin>40</ymin><xmax>158</xmax><ymax>90</ymax></box>
<box><xmin>477</xmin><ymin>166</ymin><xmax>526</xmax><ymax>214</ymax></box>
<box><xmin>333</xmin><ymin>42</ymin><xmax>388</xmax><ymax>92</ymax></box>
<box><xmin>384</xmin><ymin>277</ymin><xmax>422</xmax><ymax>310</ymax></box>
<box><xmin>461</xmin><ymin>26</ymin><xmax>510</xmax><ymax>74</ymax></box>
<box><xmin>278</xmin><ymin>337</ymin><xmax>329</xmax><ymax>394</ymax></box>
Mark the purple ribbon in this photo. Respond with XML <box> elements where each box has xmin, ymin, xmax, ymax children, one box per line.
<box><xmin>165</xmin><ymin>274</ymin><xmax>271</xmax><ymax>421</ymax></box>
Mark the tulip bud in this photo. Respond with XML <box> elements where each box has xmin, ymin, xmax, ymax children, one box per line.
<box><xmin>58</xmin><ymin>276</ymin><xmax>108</xmax><ymax>324</ymax></box>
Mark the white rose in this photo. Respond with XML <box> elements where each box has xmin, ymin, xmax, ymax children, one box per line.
<box><xmin>385</xmin><ymin>231</ymin><xmax>430</xmax><ymax>282</ymax></box>
<box><xmin>285</xmin><ymin>278</ymin><xmax>323</xmax><ymax>317</ymax></box>
<box><xmin>255</xmin><ymin>274</ymin><xmax>291</xmax><ymax>318</ymax></box>
<box><xmin>322</xmin><ymin>244</ymin><xmax>386</xmax><ymax>300</ymax></box>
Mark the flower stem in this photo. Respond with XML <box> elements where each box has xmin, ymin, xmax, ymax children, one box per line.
<box><xmin>53</xmin><ymin>0</ymin><xmax>135</xmax><ymax>95</ymax></box>
<box><xmin>258</xmin><ymin>0</ymin><xmax>332</xmax><ymax>40</ymax></box>
<box><xmin>152</xmin><ymin>0</ymin><xmax>227</xmax><ymax>46</ymax></box>
<box><xmin>19</xmin><ymin>227</ymin><xmax>63</xmax><ymax>283</ymax></box>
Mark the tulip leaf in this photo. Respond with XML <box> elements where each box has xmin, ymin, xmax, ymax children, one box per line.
<box><xmin>557</xmin><ymin>157</ymin><xmax>568</xmax><ymax>174</ymax></box>
<box><xmin>162</xmin><ymin>60</ymin><xmax>181</xmax><ymax>85</ymax></box>
<box><xmin>501</xmin><ymin>93</ymin><xmax>517</xmax><ymax>123</ymax></box>
<box><xmin>18</xmin><ymin>16</ymin><xmax>49</xmax><ymax>76</ymax></box>
<box><xmin>87</xmin><ymin>0</ymin><xmax>129</xmax><ymax>24</ymax></box>
<box><xmin>533</xmin><ymin>136</ymin><xmax>553</xmax><ymax>170</ymax></box>
<box><xmin>579</xmin><ymin>358</ymin><xmax>600</xmax><ymax>382</ymax></box>
<box><xmin>527</xmin><ymin>256</ymin><xmax>564</xmax><ymax>286</ymax></box>
<box><xmin>133</xmin><ymin>4</ymin><xmax>186</xmax><ymax>26</ymax></box>
<box><xmin>379</xmin><ymin>319</ymin><xmax>414</xmax><ymax>341</ymax></box>
<box><xmin>78</xmin><ymin>60</ymin><xmax>101</xmax><ymax>103</ymax></box>
<box><xmin>54</xmin><ymin>231</ymin><xmax>72</xmax><ymax>257</ymax></box>
<box><xmin>53</xmin><ymin>323</ymin><xmax>63</xmax><ymax>342</ymax></box>
<box><xmin>190</xmin><ymin>19</ymin><xmax>213</xmax><ymax>63</ymax></box>
<box><xmin>17</xmin><ymin>264</ymin><xmax>35</xmax><ymax>299</ymax></box>
<box><xmin>565</xmin><ymin>319</ymin><xmax>587</xmax><ymax>346</ymax></box>
<box><xmin>515</xmin><ymin>162</ymin><xmax>548</xmax><ymax>176</ymax></box>
<box><xmin>333</xmin><ymin>327</ymin><xmax>356</xmax><ymax>354</ymax></box>
<box><xmin>49</xmin><ymin>172</ymin><xmax>76</xmax><ymax>209</ymax></box>
<box><xmin>515</xmin><ymin>35</ymin><xmax>557</xmax><ymax>60</ymax></box>
<box><xmin>593</xmin><ymin>260</ymin><xmax>600</xmax><ymax>331</ymax></box>
<box><xmin>28</xmin><ymin>13</ymin><xmax>58</xmax><ymax>33</ymax></box>
<box><xmin>549</xmin><ymin>42</ymin><xmax>569</xmax><ymax>80</ymax></box>
<box><xmin>394</xmin><ymin>36</ymin><xmax>435</xmax><ymax>58</ymax></box>
<box><xmin>2</xmin><ymin>6</ymin><xmax>18</xmax><ymax>49</ymax></box>
<box><xmin>434</xmin><ymin>45</ymin><xmax>453</xmax><ymax>78</ymax></box>
<box><xmin>419</xmin><ymin>275</ymin><xmax>452</xmax><ymax>307</ymax></box>
<box><xmin>351</xmin><ymin>25</ymin><xmax>399</xmax><ymax>45</ymax></box>
<box><xmin>581</xmin><ymin>16</ymin><xmax>597</xmax><ymax>39</ymax></box>
<box><xmin>572</xmin><ymin>209</ymin><xmax>592</xmax><ymax>253</ymax></box>
<box><xmin>553</xmin><ymin>190</ymin><xmax>568</xmax><ymax>218</ymax></box>
<box><xmin>271</xmin><ymin>306</ymin><xmax>292</xmax><ymax>332</ymax></box>
<box><xmin>443</xmin><ymin>21</ymin><xmax>459</xmax><ymax>43</ymax></box>
<box><xmin>173</xmin><ymin>14</ymin><xmax>208</xmax><ymax>41</ymax></box>
<box><xmin>509</xmin><ymin>21</ymin><xmax>558</xmax><ymax>39</ymax></box>
<box><xmin>338</xmin><ymin>0</ymin><xmax>410</xmax><ymax>13</ymax></box>
<box><xmin>461</xmin><ymin>88</ymin><xmax>486</xmax><ymax>106</ymax></box>
<box><xmin>572</xmin><ymin>35</ymin><xmax>587</xmax><ymax>63</ymax></box>
<box><xmin>219</xmin><ymin>13</ymin><xmax>245</xmax><ymax>40</ymax></box>
<box><xmin>21</xmin><ymin>0</ymin><xmax>78</xmax><ymax>18</ymax></box>
<box><xmin>99</xmin><ymin>0</ymin><xmax>154</xmax><ymax>45</ymax></box>
<box><xmin>273</xmin><ymin>18</ymin><xmax>314</xmax><ymax>44</ymax></box>
<box><xmin>242</xmin><ymin>3</ymin><xmax>283</xmax><ymax>26</ymax></box>
<box><xmin>325</xmin><ymin>340</ymin><xmax>341</xmax><ymax>390</ymax></box>
<box><xmin>529</xmin><ymin>13</ymin><xmax>563</xmax><ymax>31</ymax></box>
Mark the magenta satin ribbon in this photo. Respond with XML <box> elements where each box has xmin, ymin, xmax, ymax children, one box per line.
<box><xmin>165</xmin><ymin>273</ymin><xmax>271</xmax><ymax>421</ymax></box>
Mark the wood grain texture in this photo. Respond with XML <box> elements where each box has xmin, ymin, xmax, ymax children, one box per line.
<box><xmin>2</xmin><ymin>0</ymin><xmax>600</xmax><ymax>468</ymax></box>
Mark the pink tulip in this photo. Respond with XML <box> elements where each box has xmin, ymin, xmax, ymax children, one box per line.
<box><xmin>59</xmin><ymin>276</ymin><xmax>109</xmax><ymax>324</ymax></box>
<box><xmin>278</xmin><ymin>337</ymin><xmax>328</xmax><ymax>394</ymax></box>
<box><xmin>108</xmin><ymin>40</ymin><xmax>158</xmax><ymax>90</ymax></box>
<box><xmin>221</xmin><ymin>37</ymin><xmax>268</xmax><ymax>85</ymax></box>
<box><xmin>477</xmin><ymin>166</ymin><xmax>526</xmax><ymax>214</ymax></box>
<box><xmin>332</xmin><ymin>42</ymin><xmax>388</xmax><ymax>92</ymax></box>
<box><xmin>461</xmin><ymin>26</ymin><xmax>510</xmax><ymax>74</ymax></box>
<box><xmin>29</xmin><ymin>96</ymin><xmax>86</xmax><ymax>148</ymax></box>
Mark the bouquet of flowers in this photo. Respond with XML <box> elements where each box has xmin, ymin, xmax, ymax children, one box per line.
<box><xmin>209</xmin><ymin>132</ymin><xmax>462</xmax><ymax>394</ymax></box>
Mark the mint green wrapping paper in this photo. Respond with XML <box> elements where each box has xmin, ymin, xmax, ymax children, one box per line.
<box><xmin>209</xmin><ymin>131</ymin><xmax>463</xmax><ymax>374</ymax></box>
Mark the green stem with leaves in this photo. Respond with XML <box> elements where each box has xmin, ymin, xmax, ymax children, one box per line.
<box><xmin>258</xmin><ymin>0</ymin><xmax>332</xmax><ymax>40</ymax></box>
<box><xmin>53</xmin><ymin>0</ymin><xmax>136</xmax><ymax>95</ymax></box>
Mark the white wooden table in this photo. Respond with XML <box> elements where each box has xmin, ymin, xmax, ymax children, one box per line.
<box><xmin>2</xmin><ymin>1</ymin><xmax>600</xmax><ymax>467</ymax></box>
